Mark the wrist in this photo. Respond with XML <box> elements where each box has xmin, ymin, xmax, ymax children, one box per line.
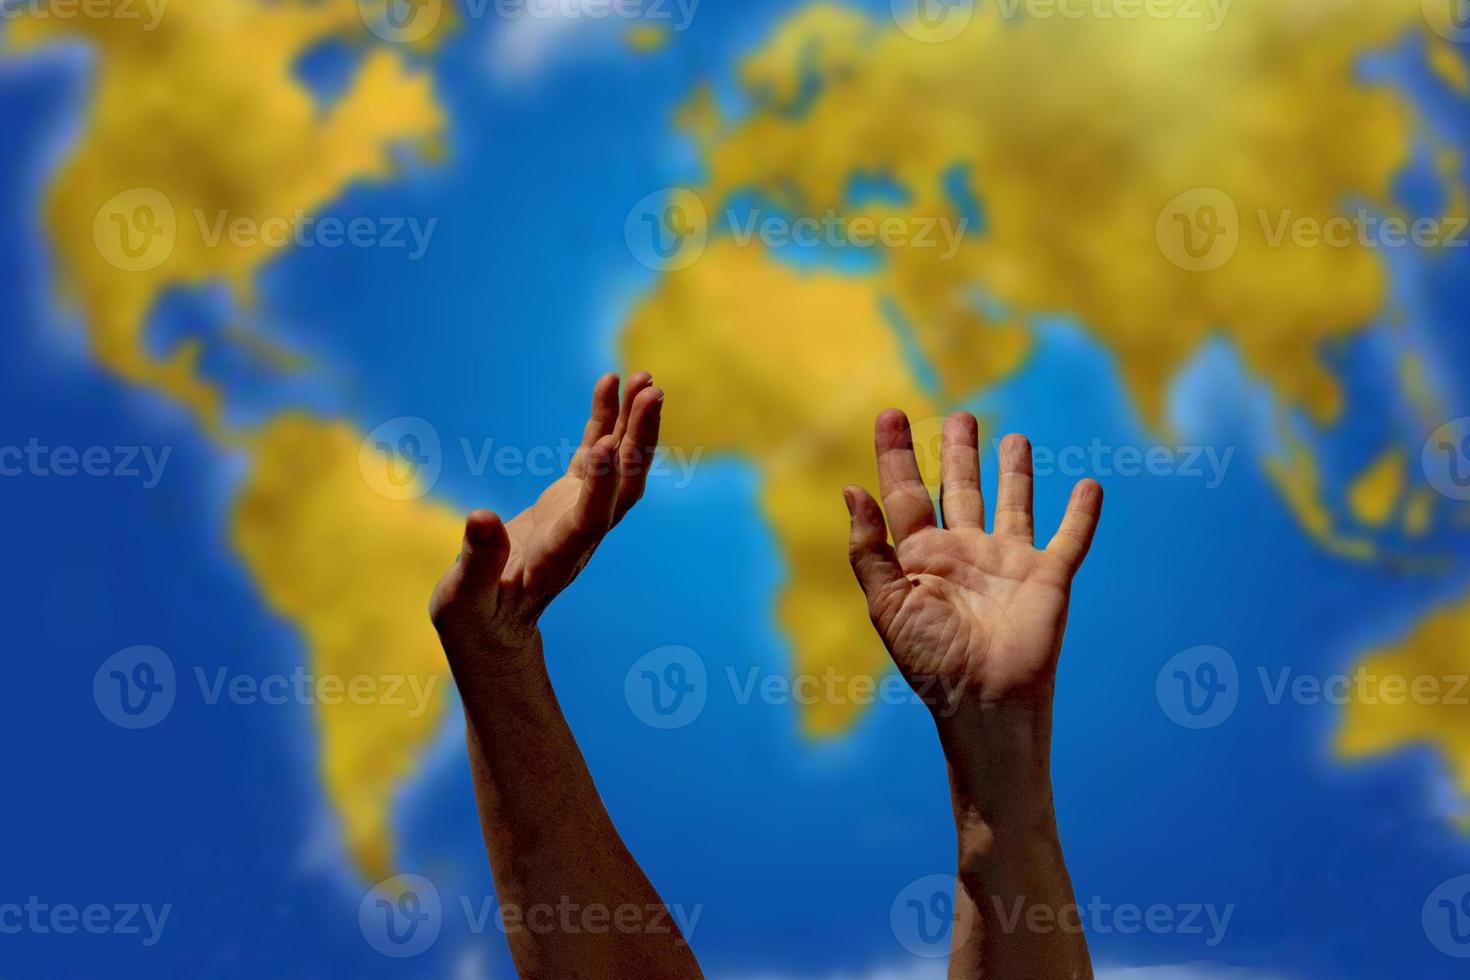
<box><xmin>936</xmin><ymin>693</ymin><xmax>1058</xmax><ymax>847</ymax></box>
<box><xmin>445</xmin><ymin>630</ymin><xmax>549</xmax><ymax>702</ymax></box>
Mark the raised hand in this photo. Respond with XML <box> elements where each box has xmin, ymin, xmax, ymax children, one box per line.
<box><xmin>430</xmin><ymin>372</ymin><xmax>663</xmax><ymax>667</ymax></box>
<box><xmin>430</xmin><ymin>375</ymin><xmax>702</xmax><ymax>980</ymax></box>
<box><xmin>844</xmin><ymin>410</ymin><xmax>1103</xmax><ymax>711</ymax></box>
<box><xmin>847</xmin><ymin>410</ymin><xmax>1102</xmax><ymax>979</ymax></box>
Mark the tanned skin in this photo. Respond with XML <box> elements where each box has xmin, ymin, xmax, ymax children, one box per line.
<box><xmin>844</xmin><ymin>410</ymin><xmax>1103</xmax><ymax>980</ymax></box>
<box><xmin>432</xmin><ymin>385</ymin><xmax>1103</xmax><ymax>979</ymax></box>
<box><xmin>430</xmin><ymin>372</ymin><xmax>703</xmax><ymax>980</ymax></box>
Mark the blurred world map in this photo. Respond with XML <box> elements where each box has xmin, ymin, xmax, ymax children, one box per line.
<box><xmin>4</xmin><ymin>0</ymin><xmax>1470</xmax><ymax>977</ymax></box>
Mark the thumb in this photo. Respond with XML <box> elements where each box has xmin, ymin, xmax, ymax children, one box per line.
<box><xmin>459</xmin><ymin>509</ymin><xmax>511</xmax><ymax>587</ymax></box>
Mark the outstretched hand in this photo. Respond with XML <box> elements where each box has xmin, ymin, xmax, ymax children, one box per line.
<box><xmin>431</xmin><ymin>372</ymin><xmax>663</xmax><ymax>667</ymax></box>
<box><xmin>845</xmin><ymin>410</ymin><xmax>1102</xmax><ymax>714</ymax></box>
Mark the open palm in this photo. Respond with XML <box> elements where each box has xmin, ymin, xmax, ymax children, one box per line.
<box><xmin>845</xmin><ymin>411</ymin><xmax>1103</xmax><ymax>709</ymax></box>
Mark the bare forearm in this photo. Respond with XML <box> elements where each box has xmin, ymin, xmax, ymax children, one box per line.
<box><xmin>936</xmin><ymin>698</ymin><xmax>1092</xmax><ymax>980</ymax></box>
<box><xmin>455</xmin><ymin>635</ymin><xmax>702</xmax><ymax>980</ymax></box>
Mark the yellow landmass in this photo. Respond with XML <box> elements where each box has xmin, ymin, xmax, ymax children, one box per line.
<box><xmin>1347</xmin><ymin>449</ymin><xmax>1406</xmax><ymax>528</ymax></box>
<box><xmin>622</xmin><ymin>242</ymin><xmax>937</xmax><ymax>735</ymax></box>
<box><xmin>1406</xmin><ymin>487</ymin><xmax>1437</xmax><ymax>538</ymax></box>
<box><xmin>623</xmin><ymin>0</ymin><xmax>1446</xmax><ymax>733</ymax></box>
<box><xmin>234</xmin><ymin>415</ymin><xmax>460</xmax><ymax>880</ymax></box>
<box><xmin>6</xmin><ymin>0</ymin><xmax>444</xmax><ymax>433</ymax></box>
<box><xmin>1429</xmin><ymin>37</ymin><xmax>1470</xmax><ymax>95</ymax></box>
<box><xmin>625</xmin><ymin>23</ymin><xmax>671</xmax><ymax>53</ymax></box>
<box><xmin>1265</xmin><ymin>430</ymin><xmax>1375</xmax><ymax>560</ymax></box>
<box><xmin>676</xmin><ymin>85</ymin><xmax>722</xmax><ymax>147</ymax></box>
<box><xmin>8</xmin><ymin>1</ymin><xmax>450</xmax><ymax>878</ymax></box>
<box><xmin>1337</xmin><ymin>594</ymin><xmax>1470</xmax><ymax>823</ymax></box>
<box><xmin>701</xmin><ymin>1</ymin><xmax>1423</xmax><ymax>426</ymax></box>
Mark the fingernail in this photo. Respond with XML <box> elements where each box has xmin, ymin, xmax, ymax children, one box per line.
<box><xmin>842</xmin><ymin>488</ymin><xmax>856</xmax><ymax>516</ymax></box>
